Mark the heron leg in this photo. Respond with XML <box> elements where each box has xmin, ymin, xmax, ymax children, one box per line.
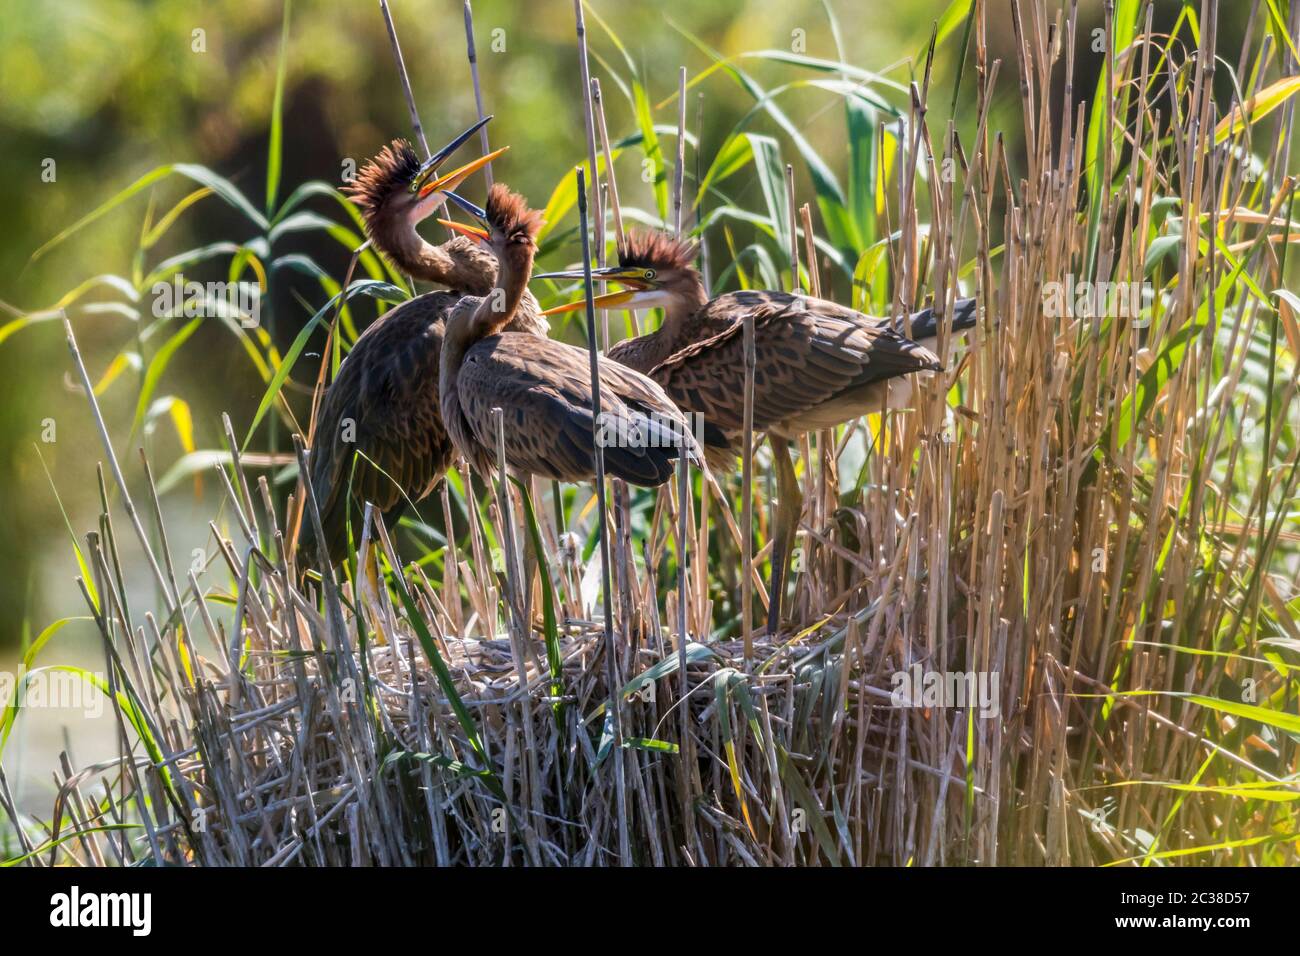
<box><xmin>506</xmin><ymin>471</ymin><xmax>537</xmax><ymax>637</ymax></box>
<box><xmin>767</xmin><ymin>436</ymin><xmax>802</xmax><ymax>635</ymax></box>
<box><xmin>520</xmin><ymin>492</ymin><xmax>537</xmax><ymax>629</ymax></box>
<box><xmin>512</xmin><ymin>474</ymin><xmax>546</xmax><ymax>677</ymax></box>
<box><xmin>365</xmin><ymin>502</ymin><xmax>407</xmax><ymax>646</ymax></box>
<box><xmin>363</xmin><ymin>542</ymin><xmax>389</xmax><ymax>645</ymax></box>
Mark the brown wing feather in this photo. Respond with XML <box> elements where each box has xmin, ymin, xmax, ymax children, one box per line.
<box><xmin>303</xmin><ymin>292</ymin><xmax>458</xmax><ymax>565</ymax></box>
<box><xmin>649</xmin><ymin>290</ymin><xmax>941</xmax><ymax>442</ymax></box>
<box><xmin>454</xmin><ymin>332</ymin><xmax>694</xmax><ymax>486</ymax></box>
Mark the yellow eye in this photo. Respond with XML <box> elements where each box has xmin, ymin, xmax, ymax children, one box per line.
<box><xmin>644</xmin><ymin>270</ymin><xmax>656</xmax><ymax>280</ymax></box>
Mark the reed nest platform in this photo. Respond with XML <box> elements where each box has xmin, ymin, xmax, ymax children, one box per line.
<box><xmin>24</xmin><ymin>547</ymin><xmax>1011</xmax><ymax>867</ymax></box>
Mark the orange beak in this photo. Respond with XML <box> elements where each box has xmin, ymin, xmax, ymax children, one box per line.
<box><xmin>540</xmin><ymin>289</ymin><xmax>641</xmax><ymax>315</ymax></box>
<box><xmin>438</xmin><ymin>218</ymin><xmax>490</xmax><ymax>242</ymax></box>
<box><xmin>417</xmin><ymin>146</ymin><xmax>510</xmax><ymax>199</ymax></box>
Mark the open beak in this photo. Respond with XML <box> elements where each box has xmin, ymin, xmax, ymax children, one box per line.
<box><xmin>412</xmin><ymin>115</ymin><xmax>506</xmax><ymax>198</ymax></box>
<box><xmin>437</xmin><ymin>190</ymin><xmax>491</xmax><ymax>242</ymax></box>
<box><xmin>533</xmin><ymin>266</ymin><xmax>656</xmax><ymax>315</ymax></box>
<box><xmin>417</xmin><ymin>146</ymin><xmax>509</xmax><ymax>198</ymax></box>
<box><xmin>438</xmin><ymin>218</ymin><xmax>490</xmax><ymax>242</ymax></box>
<box><xmin>533</xmin><ymin>265</ymin><xmax>650</xmax><ymax>285</ymax></box>
<box><xmin>540</xmin><ymin>288</ymin><xmax>643</xmax><ymax>315</ymax></box>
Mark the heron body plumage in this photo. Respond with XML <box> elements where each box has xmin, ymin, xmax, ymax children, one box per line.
<box><xmin>439</xmin><ymin>186</ymin><xmax>698</xmax><ymax>490</ymax></box>
<box><xmin>298</xmin><ymin>130</ymin><xmax>545</xmax><ymax>569</ymax></box>
<box><xmin>535</xmin><ymin>229</ymin><xmax>981</xmax><ymax>631</ymax></box>
<box><xmin>540</xmin><ymin>231</ymin><xmax>978</xmax><ymax>452</ymax></box>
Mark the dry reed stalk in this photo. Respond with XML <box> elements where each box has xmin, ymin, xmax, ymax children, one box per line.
<box><xmin>673</xmin><ymin>66</ymin><xmax>687</xmax><ymax>236</ymax></box>
<box><xmin>574</xmin><ymin>166</ymin><xmax>630</xmax><ymax>862</ymax></box>
<box><xmin>572</xmin><ymin>1</ymin><xmax>605</xmax><ymax>343</ymax></box>
<box><xmin>461</xmin><ymin>1</ymin><xmax>494</xmax><ymax>187</ymax></box>
<box><xmin>378</xmin><ymin>0</ymin><xmax>431</xmax><ymax>159</ymax></box>
<box><xmin>741</xmin><ymin>314</ymin><xmax>756</xmax><ymax>660</ymax></box>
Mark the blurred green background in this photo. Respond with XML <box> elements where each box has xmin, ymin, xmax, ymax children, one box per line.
<box><xmin>0</xmin><ymin>0</ymin><xmax>1235</xmax><ymax>653</ymax></box>
<box><xmin>0</xmin><ymin>0</ymin><xmax>957</xmax><ymax>649</ymax></box>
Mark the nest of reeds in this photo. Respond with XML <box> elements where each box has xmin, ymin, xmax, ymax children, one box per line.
<box><xmin>19</xmin><ymin>481</ymin><xmax>938</xmax><ymax>866</ymax></box>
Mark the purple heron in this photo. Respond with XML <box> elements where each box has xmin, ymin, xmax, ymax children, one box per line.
<box><xmin>299</xmin><ymin>118</ymin><xmax>547</xmax><ymax>569</ymax></box>
<box><xmin>436</xmin><ymin>188</ymin><xmax>698</xmax><ymax>489</ymax></box>
<box><xmin>536</xmin><ymin>230</ymin><xmax>979</xmax><ymax>631</ymax></box>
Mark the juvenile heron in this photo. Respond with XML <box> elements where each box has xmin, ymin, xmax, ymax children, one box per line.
<box><xmin>536</xmin><ymin>230</ymin><xmax>979</xmax><ymax>631</ymax></box>
<box><xmin>437</xmin><ymin>188</ymin><xmax>698</xmax><ymax>490</ymax></box>
<box><xmin>299</xmin><ymin>118</ymin><xmax>548</xmax><ymax>570</ymax></box>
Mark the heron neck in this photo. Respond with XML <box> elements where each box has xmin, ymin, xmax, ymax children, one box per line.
<box><xmin>440</xmin><ymin>242</ymin><xmax>536</xmax><ymax>464</ymax></box>
<box><xmin>375</xmin><ymin>216</ymin><xmax>495</xmax><ymax>294</ymax></box>
<box><xmin>636</xmin><ymin>282</ymin><xmax>708</xmax><ymax>367</ymax></box>
<box><xmin>663</xmin><ymin>283</ymin><xmax>706</xmax><ymax>339</ymax></box>
<box><xmin>443</xmin><ymin>241</ymin><xmax>537</xmax><ymax>365</ymax></box>
<box><xmin>479</xmin><ymin>243</ymin><xmax>535</xmax><ymax>338</ymax></box>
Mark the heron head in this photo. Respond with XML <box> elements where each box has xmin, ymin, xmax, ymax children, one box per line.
<box><xmin>344</xmin><ymin>117</ymin><xmax>507</xmax><ymax>237</ymax></box>
<box><xmin>439</xmin><ymin>183</ymin><xmax>544</xmax><ymax>264</ymax></box>
<box><xmin>532</xmin><ymin>230</ymin><xmax>702</xmax><ymax>315</ymax></box>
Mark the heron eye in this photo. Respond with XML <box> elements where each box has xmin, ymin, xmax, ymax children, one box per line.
<box><xmin>644</xmin><ymin>270</ymin><xmax>656</xmax><ymax>280</ymax></box>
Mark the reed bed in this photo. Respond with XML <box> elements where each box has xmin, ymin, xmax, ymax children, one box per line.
<box><xmin>2</xmin><ymin>0</ymin><xmax>1299</xmax><ymax>866</ymax></box>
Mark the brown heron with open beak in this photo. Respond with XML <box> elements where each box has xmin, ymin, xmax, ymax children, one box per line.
<box><xmin>535</xmin><ymin>230</ymin><xmax>979</xmax><ymax>633</ymax></box>
<box><xmin>436</xmin><ymin>189</ymin><xmax>698</xmax><ymax>490</ymax></box>
<box><xmin>298</xmin><ymin>118</ymin><xmax>548</xmax><ymax>571</ymax></box>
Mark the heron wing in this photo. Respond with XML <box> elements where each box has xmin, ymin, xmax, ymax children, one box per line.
<box><xmin>456</xmin><ymin>333</ymin><xmax>691</xmax><ymax>486</ymax></box>
<box><xmin>304</xmin><ymin>294</ymin><xmax>456</xmax><ymax>563</ymax></box>
<box><xmin>649</xmin><ymin>290</ymin><xmax>941</xmax><ymax>436</ymax></box>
